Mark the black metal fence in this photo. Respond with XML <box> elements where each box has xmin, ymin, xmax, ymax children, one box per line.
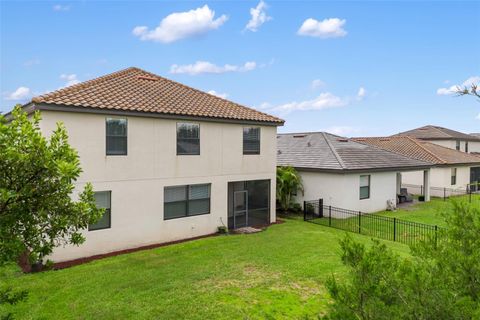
<box><xmin>304</xmin><ymin>199</ymin><xmax>441</xmax><ymax>246</ymax></box>
<box><xmin>402</xmin><ymin>183</ymin><xmax>480</xmax><ymax>203</ymax></box>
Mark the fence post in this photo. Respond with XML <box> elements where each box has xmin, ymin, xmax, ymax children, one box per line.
<box><xmin>393</xmin><ymin>218</ymin><xmax>396</xmax><ymax>242</ymax></box>
<box><xmin>443</xmin><ymin>188</ymin><xmax>446</xmax><ymax>201</ymax></box>
<box><xmin>303</xmin><ymin>201</ymin><xmax>307</xmax><ymax>221</ymax></box>
<box><xmin>435</xmin><ymin>225</ymin><xmax>438</xmax><ymax>248</ymax></box>
<box><xmin>469</xmin><ymin>186</ymin><xmax>472</xmax><ymax>203</ymax></box>
<box><xmin>319</xmin><ymin>199</ymin><xmax>323</xmax><ymax>218</ymax></box>
<box><xmin>329</xmin><ymin>206</ymin><xmax>332</xmax><ymax>226</ymax></box>
<box><xmin>358</xmin><ymin>211</ymin><xmax>361</xmax><ymax>234</ymax></box>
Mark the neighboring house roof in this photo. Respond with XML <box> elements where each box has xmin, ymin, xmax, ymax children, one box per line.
<box><xmin>28</xmin><ymin>67</ymin><xmax>284</xmax><ymax>125</ymax></box>
<box><xmin>471</xmin><ymin>133</ymin><xmax>480</xmax><ymax>138</ymax></box>
<box><xmin>352</xmin><ymin>136</ymin><xmax>480</xmax><ymax>166</ymax></box>
<box><xmin>277</xmin><ymin>132</ymin><xmax>432</xmax><ymax>173</ymax></box>
<box><xmin>393</xmin><ymin>125</ymin><xmax>480</xmax><ymax>141</ymax></box>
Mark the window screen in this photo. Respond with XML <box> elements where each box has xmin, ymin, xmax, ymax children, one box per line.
<box><xmin>451</xmin><ymin>168</ymin><xmax>457</xmax><ymax>185</ymax></box>
<box><xmin>359</xmin><ymin>175</ymin><xmax>370</xmax><ymax>200</ymax></box>
<box><xmin>177</xmin><ymin>123</ymin><xmax>200</xmax><ymax>155</ymax></box>
<box><xmin>89</xmin><ymin>191</ymin><xmax>111</xmax><ymax>231</ymax></box>
<box><xmin>243</xmin><ymin>127</ymin><xmax>260</xmax><ymax>155</ymax></box>
<box><xmin>106</xmin><ymin>118</ymin><xmax>127</xmax><ymax>155</ymax></box>
<box><xmin>164</xmin><ymin>184</ymin><xmax>210</xmax><ymax>219</ymax></box>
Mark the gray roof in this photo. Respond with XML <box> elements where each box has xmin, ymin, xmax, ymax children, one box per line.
<box><xmin>471</xmin><ymin>133</ymin><xmax>480</xmax><ymax>138</ymax></box>
<box><xmin>277</xmin><ymin>132</ymin><xmax>432</xmax><ymax>172</ymax></box>
<box><xmin>394</xmin><ymin>125</ymin><xmax>480</xmax><ymax>141</ymax></box>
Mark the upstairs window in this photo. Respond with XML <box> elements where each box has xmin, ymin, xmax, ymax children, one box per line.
<box><xmin>89</xmin><ymin>191</ymin><xmax>111</xmax><ymax>231</ymax></box>
<box><xmin>456</xmin><ymin>140</ymin><xmax>460</xmax><ymax>151</ymax></box>
<box><xmin>243</xmin><ymin>127</ymin><xmax>261</xmax><ymax>155</ymax></box>
<box><xmin>451</xmin><ymin>168</ymin><xmax>457</xmax><ymax>185</ymax></box>
<box><xmin>177</xmin><ymin>123</ymin><xmax>200</xmax><ymax>155</ymax></box>
<box><xmin>106</xmin><ymin>118</ymin><xmax>127</xmax><ymax>155</ymax></box>
<box><xmin>466</xmin><ymin>141</ymin><xmax>469</xmax><ymax>153</ymax></box>
<box><xmin>359</xmin><ymin>175</ymin><xmax>371</xmax><ymax>200</ymax></box>
<box><xmin>164</xmin><ymin>184</ymin><xmax>211</xmax><ymax>220</ymax></box>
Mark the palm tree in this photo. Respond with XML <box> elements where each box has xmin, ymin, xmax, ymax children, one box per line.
<box><xmin>276</xmin><ymin>166</ymin><xmax>304</xmax><ymax>213</ymax></box>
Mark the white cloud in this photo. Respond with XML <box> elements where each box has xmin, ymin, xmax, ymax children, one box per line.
<box><xmin>437</xmin><ymin>76</ymin><xmax>480</xmax><ymax>95</ymax></box>
<box><xmin>60</xmin><ymin>74</ymin><xmax>80</xmax><ymax>87</ymax></box>
<box><xmin>170</xmin><ymin>61</ymin><xmax>256</xmax><ymax>75</ymax></box>
<box><xmin>297</xmin><ymin>18</ymin><xmax>347</xmax><ymax>38</ymax></box>
<box><xmin>53</xmin><ymin>4</ymin><xmax>70</xmax><ymax>11</ymax></box>
<box><xmin>311</xmin><ymin>79</ymin><xmax>325</xmax><ymax>89</ymax></box>
<box><xmin>272</xmin><ymin>92</ymin><xmax>348</xmax><ymax>114</ymax></box>
<box><xmin>245</xmin><ymin>1</ymin><xmax>272</xmax><ymax>32</ymax></box>
<box><xmin>357</xmin><ymin>87</ymin><xmax>366</xmax><ymax>100</ymax></box>
<box><xmin>5</xmin><ymin>87</ymin><xmax>32</xmax><ymax>100</ymax></box>
<box><xmin>322</xmin><ymin>126</ymin><xmax>359</xmax><ymax>136</ymax></box>
<box><xmin>207</xmin><ymin>90</ymin><xmax>228</xmax><ymax>99</ymax></box>
<box><xmin>132</xmin><ymin>5</ymin><xmax>227</xmax><ymax>43</ymax></box>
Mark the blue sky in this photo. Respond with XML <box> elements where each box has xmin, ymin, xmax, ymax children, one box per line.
<box><xmin>1</xmin><ymin>0</ymin><xmax>479</xmax><ymax>136</ymax></box>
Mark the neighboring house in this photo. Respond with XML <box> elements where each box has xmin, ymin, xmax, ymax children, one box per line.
<box><xmin>393</xmin><ymin>125</ymin><xmax>480</xmax><ymax>153</ymax></box>
<box><xmin>472</xmin><ymin>133</ymin><xmax>480</xmax><ymax>156</ymax></box>
<box><xmin>15</xmin><ymin>67</ymin><xmax>284</xmax><ymax>262</ymax></box>
<box><xmin>277</xmin><ymin>132</ymin><xmax>432</xmax><ymax>214</ymax></box>
<box><xmin>353</xmin><ymin>136</ymin><xmax>480</xmax><ymax>196</ymax></box>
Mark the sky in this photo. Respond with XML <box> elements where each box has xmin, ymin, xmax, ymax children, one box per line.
<box><xmin>1</xmin><ymin>0</ymin><xmax>479</xmax><ymax>136</ymax></box>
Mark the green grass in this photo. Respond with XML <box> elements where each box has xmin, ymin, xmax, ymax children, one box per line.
<box><xmin>308</xmin><ymin>197</ymin><xmax>480</xmax><ymax>246</ymax></box>
<box><xmin>376</xmin><ymin>196</ymin><xmax>480</xmax><ymax>227</ymax></box>
<box><xmin>0</xmin><ymin>220</ymin><xmax>410</xmax><ymax>320</ymax></box>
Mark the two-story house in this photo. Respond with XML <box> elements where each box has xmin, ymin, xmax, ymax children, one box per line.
<box><xmin>18</xmin><ymin>67</ymin><xmax>284</xmax><ymax>263</ymax></box>
<box><xmin>394</xmin><ymin>125</ymin><xmax>480</xmax><ymax>153</ymax></box>
<box><xmin>353</xmin><ymin>136</ymin><xmax>480</xmax><ymax>195</ymax></box>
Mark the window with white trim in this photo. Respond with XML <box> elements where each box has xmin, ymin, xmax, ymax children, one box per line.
<box><xmin>360</xmin><ymin>175</ymin><xmax>370</xmax><ymax>200</ymax></box>
<box><xmin>164</xmin><ymin>184</ymin><xmax>211</xmax><ymax>220</ymax></box>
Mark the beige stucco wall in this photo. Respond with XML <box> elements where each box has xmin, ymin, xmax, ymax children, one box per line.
<box><xmin>294</xmin><ymin>171</ymin><xmax>398</xmax><ymax>214</ymax></box>
<box><xmin>39</xmin><ymin>110</ymin><xmax>278</xmax><ymax>262</ymax></box>
<box><xmin>402</xmin><ymin>166</ymin><xmax>472</xmax><ymax>197</ymax></box>
<box><xmin>426</xmin><ymin>139</ymin><xmax>480</xmax><ymax>153</ymax></box>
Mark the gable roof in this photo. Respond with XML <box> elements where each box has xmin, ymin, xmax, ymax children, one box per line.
<box><xmin>352</xmin><ymin>136</ymin><xmax>480</xmax><ymax>166</ymax></box>
<box><xmin>277</xmin><ymin>132</ymin><xmax>432</xmax><ymax>173</ymax></box>
<box><xmin>29</xmin><ymin>67</ymin><xmax>284</xmax><ymax>125</ymax></box>
<box><xmin>394</xmin><ymin>125</ymin><xmax>480</xmax><ymax>141</ymax></box>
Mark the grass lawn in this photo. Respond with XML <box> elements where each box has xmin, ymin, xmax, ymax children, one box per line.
<box><xmin>0</xmin><ymin>219</ymin><xmax>410</xmax><ymax>320</ymax></box>
<box><xmin>376</xmin><ymin>196</ymin><xmax>480</xmax><ymax>227</ymax></box>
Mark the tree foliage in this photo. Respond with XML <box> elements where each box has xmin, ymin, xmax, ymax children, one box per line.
<box><xmin>0</xmin><ymin>106</ymin><xmax>103</xmax><ymax>265</ymax></box>
<box><xmin>324</xmin><ymin>200</ymin><xmax>480</xmax><ymax>319</ymax></box>
<box><xmin>276</xmin><ymin>166</ymin><xmax>304</xmax><ymax>212</ymax></box>
<box><xmin>456</xmin><ymin>83</ymin><xmax>480</xmax><ymax>100</ymax></box>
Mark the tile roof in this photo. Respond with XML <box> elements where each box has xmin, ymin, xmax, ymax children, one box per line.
<box><xmin>277</xmin><ymin>132</ymin><xmax>431</xmax><ymax>172</ymax></box>
<box><xmin>31</xmin><ymin>67</ymin><xmax>284</xmax><ymax>125</ymax></box>
<box><xmin>352</xmin><ymin>136</ymin><xmax>480</xmax><ymax>165</ymax></box>
<box><xmin>394</xmin><ymin>125</ymin><xmax>480</xmax><ymax>141</ymax></box>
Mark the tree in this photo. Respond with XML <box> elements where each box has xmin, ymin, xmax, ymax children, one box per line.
<box><xmin>324</xmin><ymin>200</ymin><xmax>480</xmax><ymax>319</ymax></box>
<box><xmin>456</xmin><ymin>83</ymin><xmax>480</xmax><ymax>100</ymax></box>
<box><xmin>276</xmin><ymin>166</ymin><xmax>304</xmax><ymax>213</ymax></box>
<box><xmin>0</xmin><ymin>106</ymin><xmax>103</xmax><ymax>317</ymax></box>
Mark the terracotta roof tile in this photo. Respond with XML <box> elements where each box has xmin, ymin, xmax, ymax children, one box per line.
<box><xmin>394</xmin><ymin>125</ymin><xmax>480</xmax><ymax>141</ymax></box>
<box><xmin>31</xmin><ymin>67</ymin><xmax>284</xmax><ymax>124</ymax></box>
<box><xmin>352</xmin><ymin>136</ymin><xmax>480</xmax><ymax>165</ymax></box>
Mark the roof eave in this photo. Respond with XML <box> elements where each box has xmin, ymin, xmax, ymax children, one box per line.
<box><xmin>33</xmin><ymin>103</ymin><xmax>285</xmax><ymax>127</ymax></box>
<box><xmin>281</xmin><ymin>165</ymin><xmax>433</xmax><ymax>174</ymax></box>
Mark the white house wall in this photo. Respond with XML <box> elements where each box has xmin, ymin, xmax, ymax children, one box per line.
<box><xmin>294</xmin><ymin>171</ymin><xmax>397</xmax><ymax>214</ymax></box>
<box><xmin>402</xmin><ymin>166</ymin><xmax>472</xmax><ymax>197</ymax></box>
<box><xmin>426</xmin><ymin>139</ymin><xmax>480</xmax><ymax>153</ymax></box>
<box><xmin>39</xmin><ymin>110</ymin><xmax>278</xmax><ymax>262</ymax></box>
